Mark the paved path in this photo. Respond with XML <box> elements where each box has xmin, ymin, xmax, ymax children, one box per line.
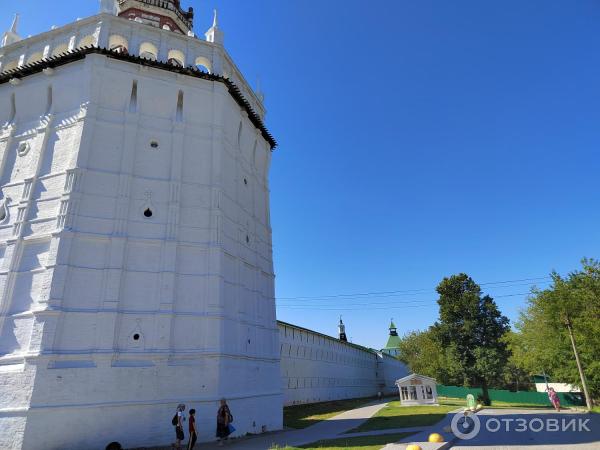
<box><xmin>192</xmin><ymin>399</ymin><xmax>391</xmax><ymax>449</ymax></box>
<box><xmin>382</xmin><ymin>411</ymin><xmax>458</xmax><ymax>450</ymax></box>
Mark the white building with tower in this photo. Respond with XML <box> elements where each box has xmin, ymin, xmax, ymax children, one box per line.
<box><xmin>0</xmin><ymin>1</ymin><xmax>280</xmax><ymax>448</ymax></box>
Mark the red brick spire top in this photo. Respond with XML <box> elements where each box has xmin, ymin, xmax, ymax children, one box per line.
<box><xmin>118</xmin><ymin>0</ymin><xmax>194</xmax><ymax>34</ymax></box>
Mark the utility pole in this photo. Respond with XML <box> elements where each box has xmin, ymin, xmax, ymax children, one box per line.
<box><xmin>565</xmin><ymin>315</ymin><xmax>592</xmax><ymax>410</ymax></box>
<box><xmin>542</xmin><ymin>368</ymin><xmax>549</xmax><ymax>391</ymax></box>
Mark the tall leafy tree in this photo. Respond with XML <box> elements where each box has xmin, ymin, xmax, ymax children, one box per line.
<box><xmin>500</xmin><ymin>331</ymin><xmax>534</xmax><ymax>392</ymax></box>
<box><xmin>397</xmin><ymin>329</ymin><xmax>462</xmax><ymax>385</ymax></box>
<box><xmin>516</xmin><ymin>259</ymin><xmax>600</xmax><ymax>408</ymax></box>
<box><xmin>434</xmin><ymin>274</ymin><xmax>510</xmax><ymax>405</ymax></box>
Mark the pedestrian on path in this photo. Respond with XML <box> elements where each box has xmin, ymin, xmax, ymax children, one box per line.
<box><xmin>187</xmin><ymin>408</ymin><xmax>197</xmax><ymax>450</ymax></box>
<box><xmin>173</xmin><ymin>403</ymin><xmax>186</xmax><ymax>449</ymax></box>
<box><xmin>547</xmin><ymin>387</ymin><xmax>561</xmax><ymax>412</ymax></box>
<box><xmin>216</xmin><ymin>399</ymin><xmax>234</xmax><ymax>446</ymax></box>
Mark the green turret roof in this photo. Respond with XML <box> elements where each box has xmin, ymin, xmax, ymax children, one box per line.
<box><xmin>383</xmin><ymin>319</ymin><xmax>401</xmax><ymax>350</ymax></box>
<box><xmin>384</xmin><ymin>335</ymin><xmax>401</xmax><ymax>350</ymax></box>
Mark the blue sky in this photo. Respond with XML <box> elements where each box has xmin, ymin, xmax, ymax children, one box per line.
<box><xmin>3</xmin><ymin>1</ymin><xmax>599</xmax><ymax>349</ymax></box>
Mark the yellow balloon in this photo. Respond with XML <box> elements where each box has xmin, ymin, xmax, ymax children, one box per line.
<box><xmin>406</xmin><ymin>445</ymin><xmax>422</xmax><ymax>450</ymax></box>
<box><xmin>428</xmin><ymin>433</ymin><xmax>445</xmax><ymax>443</ymax></box>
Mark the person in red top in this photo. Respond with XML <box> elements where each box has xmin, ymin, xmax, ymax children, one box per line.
<box><xmin>187</xmin><ymin>409</ymin><xmax>197</xmax><ymax>450</ymax></box>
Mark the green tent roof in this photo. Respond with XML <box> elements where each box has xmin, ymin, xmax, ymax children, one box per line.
<box><xmin>384</xmin><ymin>334</ymin><xmax>401</xmax><ymax>350</ymax></box>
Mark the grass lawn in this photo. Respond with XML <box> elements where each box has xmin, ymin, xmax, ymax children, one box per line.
<box><xmin>283</xmin><ymin>397</ymin><xmax>378</xmax><ymax>429</ymax></box>
<box><xmin>350</xmin><ymin>401</ymin><xmax>457</xmax><ymax>432</ymax></box>
<box><xmin>271</xmin><ymin>432</ymin><xmax>416</xmax><ymax>450</ymax></box>
<box><xmin>438</xmin><ymin>396</ymin><xmax>559</xmax><ymax>410</ymax></box>
<box><xmin>591</xmin><ymin>406</ymin><xmax>600</xmax><ymax>414</ymax></box>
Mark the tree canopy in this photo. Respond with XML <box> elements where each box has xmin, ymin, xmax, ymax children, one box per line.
<box><xmin>433</xmin><ymin>274</ymin><xmax>510</xmax><ymax>404</ymax></box>
<box><xmin>397</xmin><ymin>273</ymin><xmax>510</xmax><ymax>405</ymax></box>
<box><xmin>397</xmin><ymin>265</ymin><xmax>599</xmax><ymax>406</ymax></box>
<box><xmin>515</xmin><ymin>259</ymin><xmax>600</xmax><ymax>402</ymax></box>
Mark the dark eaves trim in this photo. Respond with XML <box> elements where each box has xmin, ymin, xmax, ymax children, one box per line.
<box><xmin>0</xmin><ymin>46</ymin><xmax>277</xmax><ymax>150</ymax></box>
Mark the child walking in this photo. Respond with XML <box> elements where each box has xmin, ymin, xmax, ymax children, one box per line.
<box><xmin>187</xmin><ymin>408</ymin><xmax>197</xmax><ymax>450</ymax></box>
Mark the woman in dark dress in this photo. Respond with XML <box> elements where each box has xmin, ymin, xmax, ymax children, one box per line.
<box><xmin>216</xmin><ymin>399</ymin><xmax>233</xmax><ymax>446</ymax></box>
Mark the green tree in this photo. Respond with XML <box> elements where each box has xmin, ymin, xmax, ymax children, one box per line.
<box><xmin>397</xmin><ymin>329</ymin><xmax>462</xmax><ymax>385</ymax></box>
<box><xmin>516</xmin><ymin>259</ymin><xmax>600</xmax><ymax>407</ymax></box>
<box><xmin>499</xmin><ymin>331</ymin><xmax>534</xmax><ymax>392</ymax></box>
<box><xmin>434</xmin><ymin>274</ymin><xmax>510</xmax><ymax>405</ymax></box>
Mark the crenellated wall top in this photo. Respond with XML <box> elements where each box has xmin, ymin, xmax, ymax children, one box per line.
<box><xmin>0</xmin><ymin>13</ymin><xmax>265</xmax><ymax>119</ymax></box>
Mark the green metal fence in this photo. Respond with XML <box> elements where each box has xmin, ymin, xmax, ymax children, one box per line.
<box><xmin>437</xmin><ymin>384</ymin><xmax>585</xmax><ymax>407</ymax></box>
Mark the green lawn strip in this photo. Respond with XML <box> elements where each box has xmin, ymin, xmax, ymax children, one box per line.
<box><xmin>591</xmin><ymin>406</ymin><xmax>600</xmax><ymax>414</ymax></box>
<box><xmin>350</xmin><ymin>401</ymin><xmax>456</xmax><ymax>432</ymax></box>
<box><xmin>283</xmin><ymin>397</ymin><xmax>378</xmax><ymax>429</ymax></box>
<box><xmin>437</xmin><ymin>397</ymin><xmax>466</xmax><ymax>407</ymax></box>
<box><xmin>438</xmin><ymin>396</ymin><xmax>558</xmax><ymax>410</ymax></box>
<box><xmin>271</xmin><ymin>431</ymin><xmax>416</xmax><ymax>450</ymax></box>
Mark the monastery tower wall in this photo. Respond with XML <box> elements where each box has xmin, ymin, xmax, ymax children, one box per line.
<box><xmin>0</xmin><ymin>7</ymin><xmax>280</xmax><ymax>449</ymax></box>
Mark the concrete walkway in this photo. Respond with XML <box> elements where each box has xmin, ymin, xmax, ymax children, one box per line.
<box><xmin>193</xmin><ymin>399</ymin><xmax>391</xmax><ymax>449</ymax></box>
<box><xmin>381</xmin><ymin>411</ymin><xmax>457</xmax><ymax>450</ymax></box>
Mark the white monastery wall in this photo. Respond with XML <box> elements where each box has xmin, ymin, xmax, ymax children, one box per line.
<box><xmin>279</xmin><ymin>322</ymin><xmax>408</xmax><ymax>406</ymax></box>
<box><xmin>0</xmin><ymin>41</ymin><xmax>280</xmax><ymax>449</ymax></box>
<box><xmin>378</xmin><ymin>352</ymin><xmax>409</xmax><ymax>395</ymax></box>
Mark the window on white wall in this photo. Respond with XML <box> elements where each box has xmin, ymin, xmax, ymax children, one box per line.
<box><xmin>409</xmin><ymin>386</ymin><xmax>418</xmax><ymax>400</ymax></box>
<box><xmin>108</xmin><ymin>35</ymin><xmax>129</xmax><ymax>54</ymax></box>
<box><xmin>426</xmin><ymin>385</ymin><xmax>433</xmax><ymax>399</ymax></box>
<box><xmin>139</xmin><ymin>42</ymin><xmax>158</xmax><ymax>61</ymax></box>
<box><xmin>167</xmin><ymin>49</ymin><xmax>185</xmax><ymax>67</ymax></box>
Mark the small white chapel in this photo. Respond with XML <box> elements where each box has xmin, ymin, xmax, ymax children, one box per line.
<box><xmin>395</xmin><ymin>373</ymin><xmax>439</xmax><ymax>406</ymax></box>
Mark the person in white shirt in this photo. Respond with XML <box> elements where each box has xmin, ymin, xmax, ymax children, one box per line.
<box><xmin>174</xmin><ymin>404</ymin><xmax>186</xmax><ymax>449</ymax></box>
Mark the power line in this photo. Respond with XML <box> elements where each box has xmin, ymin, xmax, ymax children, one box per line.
<box><xmin>277</xmin><ymin>292</ymin><xmax>533</xmax><ymax>310</ymax></box>
<box><xmin>277</xmin><ymin>277</ymin><xmax>551</xmax><ymax>302</ymax></box>
<box><xmin>277</xmin><ymin>280</ymin><xmax>551</xmax><ymax>303</ymax></box>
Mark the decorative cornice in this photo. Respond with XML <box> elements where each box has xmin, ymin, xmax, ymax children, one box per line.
<box><xmin>0</xmin><ymin>46</ymin><xmax>277</xmax><ymax>150</ymax></box>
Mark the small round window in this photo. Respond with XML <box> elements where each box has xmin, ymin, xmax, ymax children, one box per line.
<box><xmin>17</xmin><ymin>142</ymin><xmax>30</xmax><ymax>157</ymax></box>
<box><xmin>133</xmin><ymin>333</ymin><xmax>140</xmax><ymax>341</ymax></box>
<box><xmin>144</xmin><ymin>208</ymin><xmax>153</xmax><ymax>218</ymax></box>
<box><xmin>150</xmin><ymin>141</ymin><xmax>159</xmax><ymax>149</ymax></box>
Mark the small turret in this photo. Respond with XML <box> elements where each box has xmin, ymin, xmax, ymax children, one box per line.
<box><xmin>338</xmin><ymin>316</ymin><xmax>347</xmax><ymax>342</ymax></box>
<box><xmin>389</xmin><ymin>319</ymin><xmax>398</xmax><ymax>337</ymax></box>
<box><xmin>1</xmin><ymin>14</ymin><xmax>22</xmax><ymax>48</ymax></box>
<box><xmin>99</xmin><ymin>0</ymin><xmax>118</xmax><ymax>15</ymax></box>
<box><xmin>383</xmin><ymin>318</ymin><xmax>401</xmax><ymax>356</ymax></box>
<box><xmin>205</xmin><ymin>9</ymin><xmax>224</xmax><ymax>45</ymax></box>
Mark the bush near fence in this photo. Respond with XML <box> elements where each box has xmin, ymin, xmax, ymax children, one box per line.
<box><xmin>437</xmin><ymin>384</ymin><xmax>585</xmax><ymax>407</ymax></box>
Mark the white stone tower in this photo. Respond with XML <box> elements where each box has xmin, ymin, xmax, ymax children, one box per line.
<box><xmin>0</xmin><ymin>2</ymin><xmax>280</xmax><ymax>449</ymax></box>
